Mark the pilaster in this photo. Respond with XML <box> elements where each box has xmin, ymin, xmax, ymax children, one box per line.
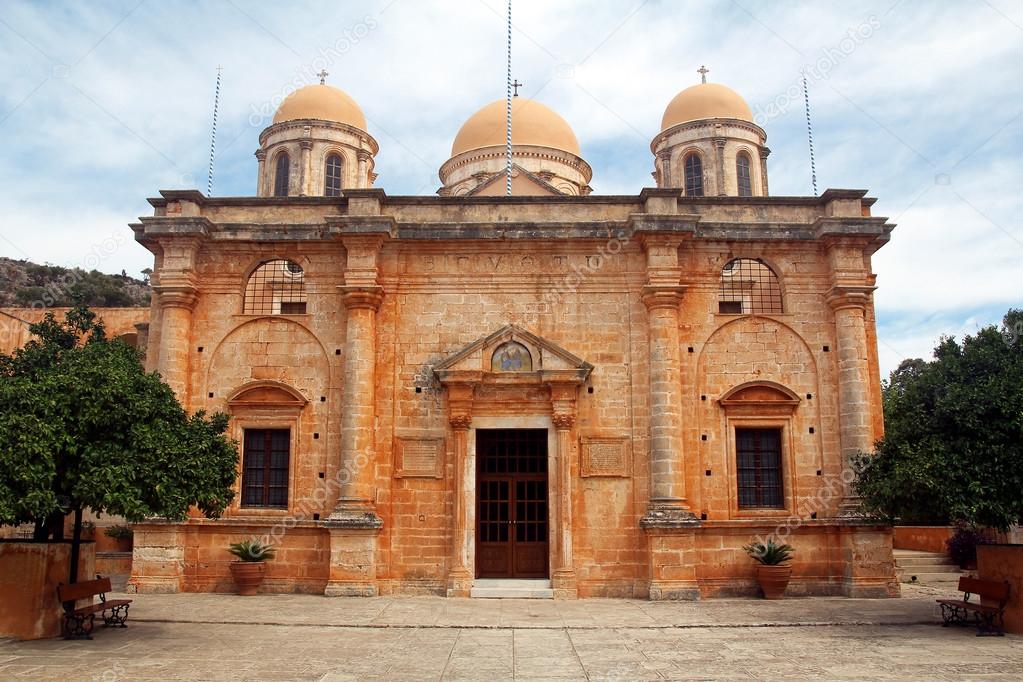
<box><xmin>713</xmin><ymin>137</ymin><xmax>726</xmax><ymax>196</ymax></box>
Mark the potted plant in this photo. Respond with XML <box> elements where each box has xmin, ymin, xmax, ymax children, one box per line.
<box><xmin>104</xmin><ymin>525</ymin><xmax>133</xmax><ymax>552</ymax></box>
<box><xmin>227</xmin><ymin>539</ymin><xmax>276</xmax><ymax>596</ymax></box>
<box><xmin>743</xmin><ymin>537</ymin><xmax>794</xmax><ymax>599</ymax></box>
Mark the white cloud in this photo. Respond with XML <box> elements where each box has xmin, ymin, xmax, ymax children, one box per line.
<box><xmin>0</xmin><ymin>0</ymin><xmax>1019</xmax><ymax>379</ymax></box>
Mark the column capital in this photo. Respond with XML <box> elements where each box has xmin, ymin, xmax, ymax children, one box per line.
<box><xmin>713</xmin><ymin>137</ymin><xmax>727</xmax><ymax>148</ymax></box>
<box><xmin>551</xmin><ymin>412</ymin><xmax>575</xmax><ymax>430</ymax></box>
<box><xmin>449</xmin><ymin>414</ymin><xmax>472</xmax><ymax>431</ymax></box>
<box><xmin>153</xmin><ymin>285</ymin><xmax>198</xmax><ymax>311</ymax></box>
<box><xmin>356</xmin><ymin>149</ymin><xmax>372</xmax><ymax>162</ymax></box>
<box><xmin>254</xmin><ymin>149</ymin><xmax>267</xmax><ymax>161</ymax></box>
<box><xmin>300</xmin><ymin>139</ymin><xmax>314</xmax><ymax>151</ymax></box>
<box><xmin>340</xmin><ymin>285</ymin><xmax>383</xmax><ymax>311</ymax></box>
<box><xmin>826</xmin><ymin>285</ymin><xmax>874</xmax><ymax>311</ymax></box>
<box><xmin>759</xmin><ymin>146</ymin><xmax>771</xmax><ymax>159</ymax></box>
<box><xmin>642</xmin><ymin>285</ymin><xmax>686</xmax><ymax>310</ymax></box>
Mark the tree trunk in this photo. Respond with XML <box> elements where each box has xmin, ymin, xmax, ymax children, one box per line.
<box><xmin>69</xmin><ymin>508</ymin><xmax>82</xmax><ymax>585</ymax></box>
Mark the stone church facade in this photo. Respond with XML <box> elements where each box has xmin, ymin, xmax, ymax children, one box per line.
<box><xmin>128</xmin><ymin>77</ymin><xmax>898</xmax><ymax>599</ymax></box>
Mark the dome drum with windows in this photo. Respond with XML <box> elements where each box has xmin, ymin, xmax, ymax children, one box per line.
<box><xmin>256</xmin><ymin>81</ymin><xmax>379</xmax><ymax>198</ymax></box>
<box><xmin>651</xmin><ymin>70</ymin><xmax>769</xmax><ymax>198</ymax></box>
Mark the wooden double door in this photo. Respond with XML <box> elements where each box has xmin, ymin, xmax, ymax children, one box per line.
<box><xmin>475</xmin><ymin>428</ymin><xmax>549</xmax><ymax>578</ymax></box>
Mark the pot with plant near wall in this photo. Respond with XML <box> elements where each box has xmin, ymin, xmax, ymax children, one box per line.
<box><xmin>744</xmin><ymin>538</ymin><xmax>794</xmax><ymax>599</ymax></box>
<box><xmin>228</xmin><ymin>539</ymin><xmax>276</xmax><ymax>596</ymax></box>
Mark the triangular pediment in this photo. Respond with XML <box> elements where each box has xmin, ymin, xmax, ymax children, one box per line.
<box><xmin>467</xmin><ymin>165</ymin><xmax>563</xmax><ymax>197</ymax></box>
<box><xmin>434</xmin><ymin>324</ymin><xmax>592</xmax><ymax>384</ymax></box>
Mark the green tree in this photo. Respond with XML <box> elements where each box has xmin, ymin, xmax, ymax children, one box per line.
<box><xmin>856</xmin><ymin>309</ymin><xmax>1023</xmax><ymax>530</ymax></box>
<box><xmin>0</xmin><ymin>306</ymin><xmax>238</xmax><ymax>543</ymax></box>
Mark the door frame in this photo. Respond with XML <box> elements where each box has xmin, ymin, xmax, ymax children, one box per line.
<box><xmin>467</xmin><ymin>415</ymin><xmax>557</xmax><ymax>581</ymax></box>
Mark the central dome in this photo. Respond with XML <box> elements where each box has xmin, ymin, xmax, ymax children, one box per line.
<box><xmin>660</xmin><ymin>82</ymin><xmax>753</xmax><ymax>131</ymax></box>
<box><xmin>451</xmin><ymin>98</ymin><xmax>581</xmax><ymax>157</ymax></box>
<box><xmin>273</xmin><ymin>84</ymin><xmax>367</xmax><ymax>131</ymax></box>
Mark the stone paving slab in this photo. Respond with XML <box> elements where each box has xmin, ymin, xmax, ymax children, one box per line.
<box><xmin>2</xmin><ymin>584</ymin><xmax>1021</xmax><ymax>680</ymax></box>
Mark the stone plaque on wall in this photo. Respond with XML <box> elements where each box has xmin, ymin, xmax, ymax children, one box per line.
<box><xmin>394</xmin><ymin>436</ymin><xmax>444</xmax><ymax>478</ymax></box>
<box><xmin>580</xmin><ymin>437</ymin><xmax>630</xmax><ymax>478</ymax></box>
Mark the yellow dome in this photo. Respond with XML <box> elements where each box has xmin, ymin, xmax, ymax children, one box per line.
<box><xmin>451</xmin><ymin>98</ymin><xmax>581</xmax><ymax>157</ymax></box>
<box><xmin>273</xmin><ymin>84</ymin><xmax>367</xmax><ymax>130</ymax></box>
<box><xmin>661</xmin><ymin>83</ymin><xmax>753</xmax><ymax>131</ymax></box>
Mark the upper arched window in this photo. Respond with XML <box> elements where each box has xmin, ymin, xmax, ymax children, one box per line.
<box><xmin>683</xmin><ymin>153</ymin><xmax>703</xmax><ymax>197</ymax></box>
<box><xmin>243</xmin><ymin>259</ymin><xmax>306</xmax><ymax>315</ymax></box>
<box><xmin>324</xmin><ymin>154</ymin><xmax>343</xmax><ymax>197</ymax></box>
<box><xmin>736</xmin><ymin>152</ymin><xmax>753</xmax><ymax>197</ymax></box>
<box><xmin>718</xmin><ymin>258</ymin><xmax>782</xmax><ymax>314</ymax></box>
<box><xmin>273</xmin><ymin>153</ymin><xmax>290</xmax><ymax>197</ymax></box>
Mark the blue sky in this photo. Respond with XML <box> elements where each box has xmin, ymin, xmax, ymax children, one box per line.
<box><xmin>1</xmin><ymin>0</ymin><xmax>1020</xmax><ymax>378</ymax></box>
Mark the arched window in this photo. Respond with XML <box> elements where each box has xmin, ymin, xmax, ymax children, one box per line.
<box><xmin>683</xmin><ymin>153</ymin><xmax>703</xmax><ymax>196</ymax></box>
<box><xmin>273</xmin><ymin>153</ymin><xmax>290</xmax><ymax>197</ymax></box>
<box><xmin>736</xmin><ymin>151</ymin><xmax>753</xmax><ymax>197</ymax></box>
<box><xmin>718</xmin><ymin>258</ymin><xmax>782</xmax><ymax>314</ymax></box>
<box><xmin>324</xmin><ymin>154</ymin><xmax>343</xmax><ymax>196</ymax></box>
<box><xmin>243</xmin><ymin>259</ymin><xmax>307</xmax><ymax>315</ymax></box>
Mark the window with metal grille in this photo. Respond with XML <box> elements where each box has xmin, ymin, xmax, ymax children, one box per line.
<box><xmin>241</xmin><ymin>428</ymin><xmax>290</xmax><ymax>508</ymax></box>
<box><xmin>243</xmin><ymin>259</ymin><xmax>307</xmax><ymax>315</ymax></box>
<box><xmin>736</xmin><ymin>151</ymin><xmax>753</xmax><ymax>197</ymax></box>
<box><xmin>325</xmin><ymin>154</ymin><xmax>343</xmax><ymax>196</ymax></box>
<box><xmin>736</xmin><ymin>427</ymin><xmax>783</xmax><ymax>508</ymax></box>
<box><xmin>718</xmin><ymin>258</ymin><xmax>783</xmax><ymax>314</ymax></box>
<box><xmin>273</xmin><ymin>152</ymin><xmax>290</xmax><ymax>197</ymax></box>
<box><xmin>684</xmin><ymin>153</ymin><xmax>703</xmax><ymax>196</ymax></box>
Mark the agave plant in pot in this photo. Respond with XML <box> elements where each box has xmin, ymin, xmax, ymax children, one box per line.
<box><xmin>228</xmin><ymin>539</ymin><xmax>276</xmax><ymax>596</ymax></box>
<box><xmin>743</xmin><ymin>538</ymin><xmax>794</xmax><ymax>599</ymax></box>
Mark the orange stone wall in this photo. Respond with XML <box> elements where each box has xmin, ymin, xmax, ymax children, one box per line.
<box><xmin>125</xmin><ymin>189</ymin><xmax>896</xmax><ymax>599</ymax></box>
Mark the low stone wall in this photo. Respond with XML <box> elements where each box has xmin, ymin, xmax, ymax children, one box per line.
<box><xmin>977</xmin><ymin>544</ymin><xmax>1023</xmax><ymax>634</ymax></box>
<box><xmin>0</xmin><ymin>540</ymin><xmax>96</xmax><ymax>640</ymax></box>
<box><xmin>893</xmin><ymin>526</ymin><xmax>953</xmax><ymax>554</ymax></box>
<box><xmin>130</xmin><ymin>519</ymin><xmax>898</xmax><ymax>599</ymax></box>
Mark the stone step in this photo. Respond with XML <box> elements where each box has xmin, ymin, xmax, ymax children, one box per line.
<box><xmin>895</xmin><ymin>560</ymin><xmax>959</xmax><ymax>571</ymax></box>
<box><xmin>895</xmin><ymin>556</ymin><xmax>957</xmax><ymax>568</ymax></box>
<box><xmin>470</xmin><ymin>579</ymin><xmax>554</xmax><ymax>599</ymax></box>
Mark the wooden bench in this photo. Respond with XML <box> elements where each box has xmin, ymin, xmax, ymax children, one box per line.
<box><xmin>56</xmin><ymin>575</ymin><xmax>132</xmax><ymax>639</ymax></box>
<box><xmin>937</xmin><ymin>576</ymin><xmax>1011</xmax><ymax>636</ymax></box>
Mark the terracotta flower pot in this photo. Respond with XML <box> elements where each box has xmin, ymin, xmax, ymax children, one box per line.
<box><xmin>756</xmin><ymin>564</ymin><xmax>792</xmax><ymax>599</ymax></box>
<box><xmin>229</xmin><ymin>561</ymin><xmax>267</xmax><ymax>596</ymax></box>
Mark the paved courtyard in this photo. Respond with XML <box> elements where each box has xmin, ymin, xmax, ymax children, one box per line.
<box><xmin>1</xmin><ymin>584</ymin><xmax>1021</xmax><ymax>680</ymax></box>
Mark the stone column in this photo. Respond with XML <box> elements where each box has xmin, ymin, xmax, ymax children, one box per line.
<box><xmin>254</xmin><ymin>149</ymin><xmax>267</xmax><ymax>197</ymax></box>
<box><xmin>713</xmin><ymin>137</ymin><xmax>727</xmax><ymax>196</ymax></box>
<box><xmin>153</xmin><ymin>286</ymin><xmax>197</xmax><ymax>404</ymax></box>
<box><xmin>446</xmin><ymin>383</ymin><xmax>474</xmax><ymax>597</ymax></box>
<box><xmin>637</xmin><ymin>235</ymin><xmax>696</xmax><ymax>526</ymax></box>
<box><xmin>331</xmin><ymin>286</ymin><xmax>384</xmax><ymax>518</ymax></box>
<box><xmin>828</xmin><ymin>286</ymin><xmax>874</xmax><ymax>514</ymax></box>
<box><xmin>357</xmin><ymin>150</ymin><xmax>371</xmax><ymax>189</ymax></box>
<box><xmin>551</xmin><ymin>410</ymin><xmax>577</xmax><ymax>598</ymax></box>
<box><xmin>758</xmin><ymin>146</ymin><xmax>770</xmax><ymax>196</ymax></box>
<box><xmin>299</xmin><ymin>138</ymin><xmax>313</xmax><ymax>196</ymax></box>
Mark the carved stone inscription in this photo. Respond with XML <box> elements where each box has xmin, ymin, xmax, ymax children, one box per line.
<box><xmin>580</xmin><ymin>437</ymin><xmax>630</xmax><ymax>478</ymax></box>
<box><xmin>395</xmin><ymin>436</ymin><xmax>444</xmax><ymax>478</ymax></box>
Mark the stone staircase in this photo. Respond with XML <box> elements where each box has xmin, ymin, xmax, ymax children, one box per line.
<box><xmin>894</xmin><ymin>549</ymin><xmax>963</xmax><ymax>585</ymax></box>
<box><xmin>470</xmin><ymin>579</ymin><xmax>554</xmax><ymax>599</ymax></box>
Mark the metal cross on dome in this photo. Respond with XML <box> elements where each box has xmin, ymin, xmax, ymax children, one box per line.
<box><xmin>317</xmin><ymin>69</ymin><xmax>329</xmax><ymax>85</ymax></box>
<box><xmin>698</xmin><ymin>65</ymin><xmax>709</xmax><ymax>84</ymax></box>
<box><xmin>512</xmin><ymin>79</ymin><xmax>523</xmax><ymax>96</ymax></box>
